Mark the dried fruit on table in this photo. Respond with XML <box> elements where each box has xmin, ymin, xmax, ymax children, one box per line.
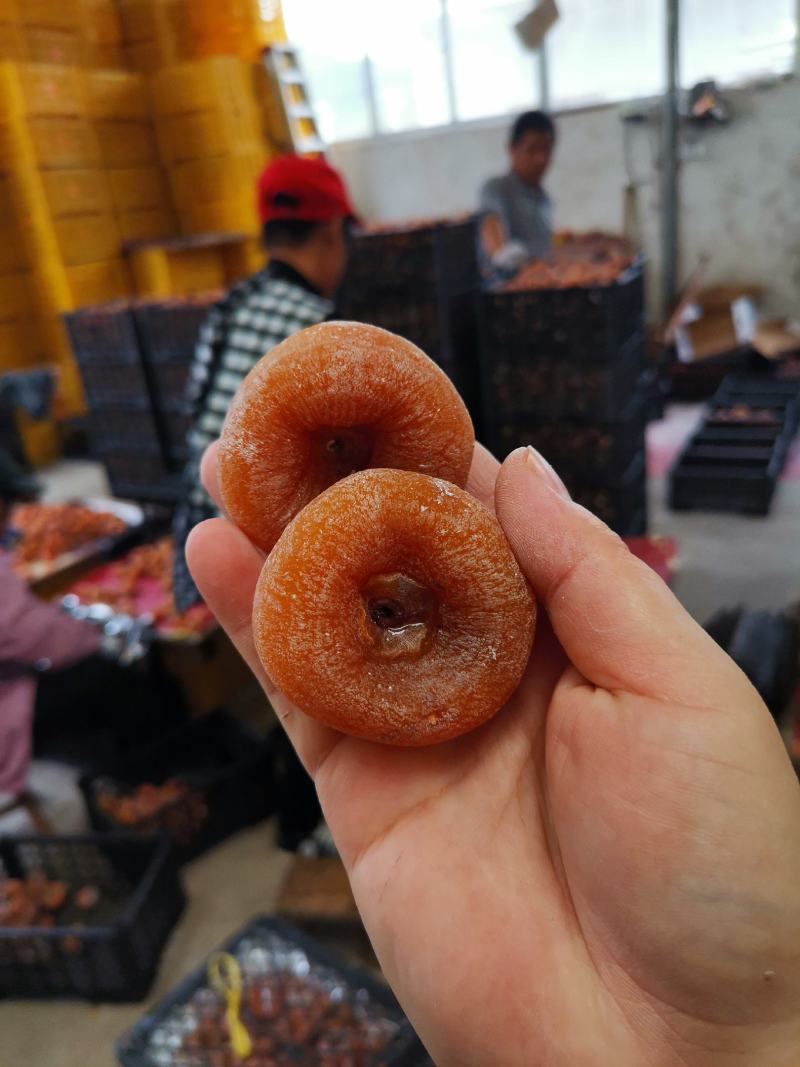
<box><xmin>10</xmin><ymin>503</ymin><xmax>125</xmax><ymax>564</ymax></box>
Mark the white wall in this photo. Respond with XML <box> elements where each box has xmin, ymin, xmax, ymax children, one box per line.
<box><xmin>331</xmin><ymin>78</ymin><xmax>800</xmax><ymax>320</ymax></box>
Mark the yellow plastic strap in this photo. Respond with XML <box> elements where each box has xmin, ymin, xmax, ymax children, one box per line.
<box><xmin>207</xmin><ymin>952</ymin><xmax>253</xmax><ymax>1061</ymax></box>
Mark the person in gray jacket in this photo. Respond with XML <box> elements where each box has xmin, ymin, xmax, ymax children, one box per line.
<box><xmin>479</xmin><ymin>110</ymin><xmax>556</xmax><ymax>281</ymax></box>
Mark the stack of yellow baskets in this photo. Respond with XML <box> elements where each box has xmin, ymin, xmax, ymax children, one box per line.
<box><xmin>0</xmin><ymin>0</ymin><xmax>287</xmax><ymax>461</ymax></box>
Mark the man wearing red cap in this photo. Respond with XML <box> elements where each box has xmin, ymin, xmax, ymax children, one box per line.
<box><xmin>172</xmin><ymin>154</ymin><xmax>356</xmax><ymax>615</ymax></box>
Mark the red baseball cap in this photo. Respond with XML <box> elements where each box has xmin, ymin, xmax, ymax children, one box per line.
<box><xmin>257</xmin><ymin>155</ymin><xmax>357</xmax><ymax>224</ymax></box>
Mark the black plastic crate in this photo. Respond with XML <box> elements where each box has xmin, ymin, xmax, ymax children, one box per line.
<box><xmin>484</xmin><ymin>329</ymin><xmax>646</xmax><ymax>421</ymax></box>
<box><xmin>159</xmin><ymin>398</ymin><xmax>194</xmax><ymax>467</ymax></box>
<box><xmin>80</xmin><ymin>711</ymin><xmax>277</xmax><ymax>864</ymax></box>
<box><xmin>0</xmin><ymin>834</ymin><xmax>184</xmax><ymax>1001</ymax></box>
<box><xmin>64</xmin><ymin>303</ymin><xmax>150</xmax><ymax>405</ymax></box>
<box><xmin>102</xmin><ymin>445</ymin><xmax>181</xmax><ymax>505</ymax></box>
<box><xmin>116</xmin><ymin>916</ymin><xmax>427</xmax><ymax>1067</ymax></box>
<box><xmin>489</xmin><ymin>388</ymin><xmax>647</xmax><ymax>477</ymax></box>
<box><xmin>133</xmin><ymin>298</ymin><xmax>215</xmax><ymax>403</ymax></box>
<box><xmin>338</xmin><ymin>289</ymin><xmax>482</xmax><ymax>432</ymax></box>
<box><xmin>566</xmin><ymin>451</ymin><xmax>647</xmax><ymax>534</ymax></box>
<box><xmin>343</xmin><ymin>217</ymin><xmax>479</xmax><ymax>299</ymax></box>
<box><xmin>480</xmin><ymin>263</ymin><xmax>644</xmax><ymax>359</ymax></box>
<box><xmin>85</xmin><ymin>396</ymin><xmax>163</xmax><ymax>454</ymax></box>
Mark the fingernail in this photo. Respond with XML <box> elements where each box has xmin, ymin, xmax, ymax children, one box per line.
<box><xmin>525</xmin><ymin>446</ymin><xmax>571</xmax><ymax>499</ymax></box>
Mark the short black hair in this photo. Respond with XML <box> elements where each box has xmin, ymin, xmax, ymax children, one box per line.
<box><xmin>510</xmin><ymin>110</ymin><xmax>556</xmax><ymax>147</ymax></box>
<box><xmin>262</xmin><ymin>218</ymin><xmax>326</xmax><ymax>251</ymax></box>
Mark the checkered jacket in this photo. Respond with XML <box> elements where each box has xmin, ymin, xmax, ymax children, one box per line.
<box><xmin>172</xmin><ymin>264</ymin><xmax>333</xmax><ymax>610</ymax></box>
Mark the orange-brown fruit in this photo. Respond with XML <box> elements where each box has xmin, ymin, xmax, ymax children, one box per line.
<box><xmin>254</xmin><ymin>469</ymin><xmax>536</xmax><ymax>746</ymax></box>
<box><xmin>218</xmin><ymin>321</ymin><xmax>475</xmax><ymax>553</ymax></box>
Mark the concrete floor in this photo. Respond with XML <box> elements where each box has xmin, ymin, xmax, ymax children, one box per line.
<box><xmin>4</xmin><ymin>414</ymin><xmax>799</xmax><ymax>1066</ymax></box>
<box><xmin>650</xmin><ymin>473</ymin><xmax>800</xmax><ymax>623</ymax></box>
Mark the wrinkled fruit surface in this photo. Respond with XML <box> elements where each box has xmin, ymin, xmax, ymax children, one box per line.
<box><xmin>218</xmin><ymin>321</ymin><xmax>474</xmax><ymax>552</ymax></box>
<box><xmin>254</xmin><ymin>469</ymin><xmax>536</xmax><ymax>746</ymax></box>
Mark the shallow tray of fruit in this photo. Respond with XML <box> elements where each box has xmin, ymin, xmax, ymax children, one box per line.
<box><xmin>8</xmin><ymin>498</ymin><xmax>144</xmax><ymax>585</ymax></box>
<box><xmin>63</xmin><ymin>538</ymin><xmax>216</xmax><ymax>643</ymax></box>
<box><xmin>116</xmin><ymin>916</ymin><xmax>427</xmax><ymax>1067</ymax></box>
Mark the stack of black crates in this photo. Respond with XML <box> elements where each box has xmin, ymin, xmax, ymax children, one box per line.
<box><xmin>338</xmin><ymin>217</ymin><xmax>482</xmax><ymax>433</ymax></box>
<box><xmin>480</xmin><ymin>262</ymin><xmax>648</xmax><ymax>535</ymax></box>
<box><xmin>64</xmin><ymin>296</ymin><xmax>215</xmax><ymax>504</ymax></box>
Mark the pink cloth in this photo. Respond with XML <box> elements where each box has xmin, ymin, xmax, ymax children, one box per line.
<box><xmin>0</xmin><ymin>555</ymin><xmax>100</xmax><ymax>797</ymax></box>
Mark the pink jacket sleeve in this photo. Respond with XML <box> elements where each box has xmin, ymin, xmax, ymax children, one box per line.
<box><xmin>0</xmin><ymin>557</ymin><xmax>100</xmax><ymax>671</ymax></box>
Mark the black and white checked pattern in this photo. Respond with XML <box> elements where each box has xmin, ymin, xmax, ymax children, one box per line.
<box><xmin>172</xmin><ymin>264</ymin><xmax>333</xmax><ymax>610</ymax></box>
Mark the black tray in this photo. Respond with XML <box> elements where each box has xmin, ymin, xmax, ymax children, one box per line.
<box><xmin>0</xmin><ymin>834</ymin><xmax>184</xmax><ymax>1002</ymax></box>
<box><xmin>669</xmin><ymin>450</ymin><xmax>782</xmax><ymax>515</ymax></box>
<box><xmin>116</xmin><ymin>916</ymin><xmax>428</xmax><ymax>1067</ymax></box>
<box><xmin>80</xmin><ymin>710</ymin><xmax>277</xmax><ymax>864</ymax></box>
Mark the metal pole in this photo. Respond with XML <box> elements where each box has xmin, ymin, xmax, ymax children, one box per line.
<box><xmin>661</xmin><ymin>0</ymin><xmax>680</xmax><ymax>314</ymax></box>
<box><xmin>439</xmin><ymin>0</ymin><xmax>458</xmax><ymax>123</ymax></box>
<box><xmin>363</xmin><ymin>54</ymin><xmax>380</xmax><ymax>136</ymax></box>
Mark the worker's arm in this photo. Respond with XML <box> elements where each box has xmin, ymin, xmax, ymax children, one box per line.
<box><xmin>479</xmin><ymin>180</ymin><xmax>528</xmax><ymax>274</ymax></box>
<box><xmin>0</xmin><ymin>562</ymin><xmax>100</xmax><ymax>672</ymax></box>
<box><xmin>480</xmin><ymin>212</ymin><xmax>506</xmax><ymax>259</ymax></box>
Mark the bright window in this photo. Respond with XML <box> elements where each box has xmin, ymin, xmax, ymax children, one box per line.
<box><xmin>367</xmin><ymin>1</ymin><xmax>451</xmax><ymax>133</ymax></box>
<box><xmin>282</xmin><ymin>0</ymin><xmax>375</xmax><ymax>143</ymax></box>
<box><xmin>680</xmin><ymin>0</ymin><xmax>796</xmax><ymax>87</ymax></box>
<box><xmin>548</xmin><ymin>0</ymin><xmax>666</xmax><ymax>109</ymax></box>
<box><xmin>447</xmin><ymin>0</ymin><xmax>541</xmax><ymax>121</ymax></box>
<box><xmin>282</xmin><ymin>0</ymin><xmax>798</xmax><ymax>142</ymax></box>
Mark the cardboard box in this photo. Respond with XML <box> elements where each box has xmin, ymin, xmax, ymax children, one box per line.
<box><xmin>0</xmin><ymin>318</ymin><xmax>46</xmax><ymax>367</ymax></box>
<box><xmin>24</xmin><ymin>116</ymin><xmax>101</xmax><ymax>169</ymax></box>
<box><xmin>19</xmin><ymin>0</ymin><xmax>80</xmax><ymax>30</ymax></box>
<box><xmin>117</xmin><ymin>207</ymin><xmax>176</xmax><ymax>242</ymax></box>
<box><xmin>95</xmin><ymin>119</ymin><xmax>159</xmax><ymax>166</ymax></box>
<box><xmin>81</xmin><ymin>0</ymin><xmax>123</xmax><ymax>45</ymax></box>
<box><xmin>108</xmin><ymin>165</ymin><xmax>171</xmax><ymax>211</ymax></box>
<box><xmin>752</xmin><ymin>319</ymin><xmax>800</xmax><ymax>360</ymax></box>
<box><xmin>85</xmin><ymin>70</ymin><xmax>148</xmax><ymax>120</ymax></box>
<box><xmin>54</xmin><ymin>213</ymin><xmax>121</xmax><ymax>265</ymax></box>
<box><xmin>515</xmin><ymin>0</ymin><xmax>560</xmax><ymax>50</ymax></box>
<box><xmin>155</xmin><ymin>110</ymin><xmax>263</xmax><ymax>164</ymax></box>
<box><xmin>66</xmin><ymin>259</ymin><xmax>131</xmax><ymax>306</ymax></box>
<box><xmin>150</xmin><ymin>57</ymin><xmax>257</xmax><ymax>118</ymax></box>
<box><xmin>40</xmin><ymin>168</ymin><xmax>113</xmax><ymax>216</ymax></box>
<box><xmin>0</xmin><ymin>62</ymin><xmax>86</xmax><ymax>119</ymax></box>
<box><xmin>673</xmin><ymin>285</ymin><xmax>759</xmax><ymax>363</ymax></box>
<box><xmin>168</xmin><ymin>152</ymin><xmax>262</xmax><ymax>203</ymax></box>
<box><xmin>0</xmin><ymin>272</ymin><xmax>37</xmax><ymax>321</ymax></box>
<box><xmin>22</xmin><ymin>26</ymin><xmax>84</xmax><ymax>66</ymax></box>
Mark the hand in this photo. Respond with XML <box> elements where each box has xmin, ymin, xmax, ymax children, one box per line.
<box><xmin>491</xmin><ymin>240</ymin><xmax>529</xmax><ymax>273</ymax></box>
<box><xmin>187</xmin><ymin>443</ymin><xmax>800</xmax><ymax>1067</ymax></box>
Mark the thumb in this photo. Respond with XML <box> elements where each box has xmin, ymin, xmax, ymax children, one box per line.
<box><xmin>495</xmin><ymin>447</ymin><xmax>749</xmax><ymax>707</ymax></box>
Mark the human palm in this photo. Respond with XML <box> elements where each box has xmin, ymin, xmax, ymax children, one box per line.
<box><xmin>188</xmin><ymin>444</ymin><xmax>800</xmax><ymax>1066</ymax></box>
